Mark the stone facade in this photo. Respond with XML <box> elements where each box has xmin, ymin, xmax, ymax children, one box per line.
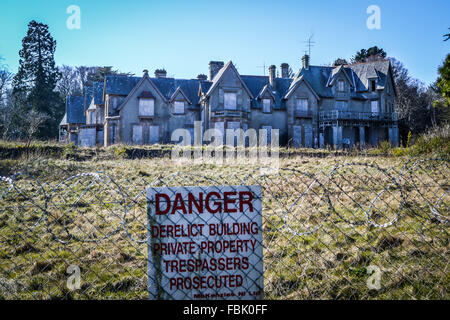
<box><xmin>59</xmin><ymin>56</ymin><xmax>399</xmax><ymax>149</ymax></box>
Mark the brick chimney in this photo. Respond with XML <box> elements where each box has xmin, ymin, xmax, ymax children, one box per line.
<box><xmin>197</xmin><ymin>74</ymin><xmax>207</xmax><ymax>81</ymax></box>
<box><xmin>280</xmin><ymin>63</ymin><xmax>289</xmax><ymax>78</ymax></box>
<box><xmin>154</xmin><ymin>69</ymin><xmax>167</xmax><ymax>78</ymax></box>
<box><xmin>209</xmin><ymin>61</ymin><xmax>224</xmax><ymax>81</ymax></box>
<box><xmin>302</xmin><ymin>55</ymin><xmax>310</xmax><ymax>70</ymax></box>
<box><xmin>269</xmin><ymin>65</ymin><xmax>276</xmax><ymax>88</ymax></box>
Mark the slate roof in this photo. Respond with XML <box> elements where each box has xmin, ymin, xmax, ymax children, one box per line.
<box><xmin>107</xmin><ymin>74</ymin><xmax>204</xmax><ymax>108</ymax></box>
<box><xmin>104</xmin><ymin>75</ymin><xmax>141</xmax><ymax>98</ymax></box>
<box><xmin>240</xmin><ymin>75</ymin><xmax>291</xmax><ymax>110</ymax></box>
<box><xmin>349</xmin><ymin>60</ymin><xmax>390</xmax><ymax>91</ymax></box>
<box><xmin>199</xmin><ymin>81</ymin><xmax>212</xmax><ymax>94</ymax></box>
<box><xmin>99</xmin><ymin>60</ymin><xmax>392</xmax><ymax>114</ymax></box>
<box><xmin>83</xmin><ymin>86</ymin><xmax>93</xmax><ymax>111</ymax></box>
<box><xmin>66</xmin><ymin>96</ymin><xmax>86</xmax><ymax>124</ymax></box>
<box><xmin>293</xmin><ymin>60</ymin><xmax>392</xmax><ymax>99</ymax></box>
<box><xmin>93</xmin><ymin>82</ymin><xmax>104</xmax><ymax>105</ymax></box>
<box><xmin>151</xmin><ymin>77</ymin><xmax>201</xmax><ymax>105</ymax></box>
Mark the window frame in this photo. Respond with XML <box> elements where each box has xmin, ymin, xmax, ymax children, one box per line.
<box><xmin>296</xmin><ymin>98</ymin><xmax>309</xmax><ymax>112</ymax></box>
<box><xmin>173</xmin><ymin>100</ymin><xmax>185</xmax><ymax>114</ymax></box>
<box><xmin>371</xmin><ymin>100</ymin><xmax>379</xmax><ymax>113</ymax></box>
<box><xmin>262</xmin><ymin>98</ymin><xmax>272</xmax><ymax>113</ymax></box>
<box><xmin>338</xmin><ymin>79</ymin><xmax>345</xmax><ymax>92</ymax></box>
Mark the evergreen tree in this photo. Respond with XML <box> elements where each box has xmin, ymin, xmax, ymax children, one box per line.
<box><xmin>12</xmin><ymin>20</ymin><xmax>63</xmax><ymax>139</ymax></box>
<box><xmin>352</xmin><ymin>46</ymin><xmax>387</xmax><ymax>63</ymax></box>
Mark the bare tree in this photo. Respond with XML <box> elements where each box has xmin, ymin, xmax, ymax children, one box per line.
<box><xmin>24</xmin><ymin>110</ymin><xmax>50</xmax><ymax>159</ymax></box>
<box><xmin>56</xmin><ymin>65</ymin><xmax>82</xmax><ymax>99</ymax></box>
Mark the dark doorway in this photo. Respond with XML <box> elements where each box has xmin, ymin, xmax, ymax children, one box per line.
<box><xmin>354</xmin><ymin>127</ymin><xmax>360</xmax><ymax>147</ymax></box>
<box><xmin>364</xmin><ymin>127</ymin><xmax>371</xmax><ymax>146</ymax></box>
<box><xmin>324</xmin><ymin>127</ymin><xmax>333</xmax><ymax>146</ymax></box>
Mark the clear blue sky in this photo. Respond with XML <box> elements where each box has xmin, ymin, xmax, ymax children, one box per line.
<box><xmin>0</xmin><ymin>0</ymin><xmax>449</xmax><ymax>84</ymax></box>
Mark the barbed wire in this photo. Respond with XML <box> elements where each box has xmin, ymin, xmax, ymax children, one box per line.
<box><xmin>0</xmin><ymin>157</ymin><xmax>448</xmax><ymax>299</ymax></box>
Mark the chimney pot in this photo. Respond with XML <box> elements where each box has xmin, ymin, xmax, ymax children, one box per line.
<box><xmin>197</xmin><ymin>74</ymin><xmax>208</xmax><ymax>81</ymax></box>
<box><xmin>154</xmin><ymin>69</ymin><xmax>167</xmax><ymax>78</ymax></box>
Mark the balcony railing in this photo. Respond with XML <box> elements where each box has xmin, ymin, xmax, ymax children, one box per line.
<box><xmin>294</xmin><ymin>110</ymin><xmax>313</xmax><ymax>118</ymax></box>
<box><xmin>319</xmin><ymin>110</ymin><xmax>398</xmax><ymax>122</ymax></box>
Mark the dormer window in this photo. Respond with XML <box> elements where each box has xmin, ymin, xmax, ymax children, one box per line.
<box><xmin>224</xmin><ymin>92</ymin><xmax>237</xmax><ymax>110</ymax></box>
<box><xmin>139</xmin><ymin>98</ymin><xmax>154</xmax><ymax>116</ymax></box>
<box><xmin>338</xmin><ymin>80</ymin><xmax>345</xmax><ymax>92</ymax></box>
<box><xmin>173</xmin><ymin>101</ymin><xmax>185</xmax><ymax>114</ymax></box>
<box><xmin>262</xmin><ymin>98</ymin><xmax>271</xmax><ymax>113</ymax></box>
<box><xmin>371</xmin><ymin>80</ymin><xmax>377</xmax><ymax>92</ymax></box>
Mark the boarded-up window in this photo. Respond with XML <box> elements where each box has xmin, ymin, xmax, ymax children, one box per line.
<box><xmin>132</xmin><ymin>125</ymin><xmax>143</xmax><ymax>145</ymax></box>
<box><xmin>173</xmin><ymin>101</ymin><xmax>184</xmax><ymax>114</ymax></box>
<box><xmin>224</xmin><ymin>92</ymin><xmax>237</xmax><ymax>110</ymax></box>
<box><xmin>371</xmin><ymin>100</ymin><xmax>379</xmax><ymax>113</ymax></box>
<box><xmin>296</xmin><ymin>98</ymin><xmax>308</xmax><ymax>112</ymax></box>
<box><xmin>89</xmin><ymin>111</ymin><xmax>95</xmax><ymax>124</ymax></box>
<box><xmin>338</xmin><ymin>80</ymin><xmax>345</xmax><ymax>92</ymax></box>
<box><xmin>149</xmin><ymin>125</ymin><xmax>159</xmax><ymax>144</ymax></box>
<box><xmin>214</xmin><ymin>121</ymin><xmax>225</xmax><ymax>142</ymax></box>
<box><xmin>139</xmin><ymin>98</ymin><xmax>154</xmax><ymax>116</ymax></box>
<box><xmin>304</xmin><ymin>124</ymin><xmax>313</xmax><ymax>148</ymax></box>
<box><xmin>262</xmin><ymin>99</ymin><xmax>271</xmax><ymax>113</ymax></box>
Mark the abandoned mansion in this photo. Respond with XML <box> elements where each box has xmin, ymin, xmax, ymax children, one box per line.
<box><xmin>59</xmin><ymin>55</ymin><xmax>399</xmax><ymax>149</ymax></box>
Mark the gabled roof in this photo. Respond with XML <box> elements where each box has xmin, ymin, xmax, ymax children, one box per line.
<box><xmin>348</xmin><ymin>60</ymin><xmax>391</xmax><ymax>92</ymax></box>
<box><xmin>294</xmin><ymin>66</ymin><xmax>334</xmax><ymax>98</ymax></box>
<box><xmin>257</xmin><ymin>84</ymin><xmax>276</xmax><ymax>100</ymax></box>
<box><xmin>66</xmin><ymin>96</ymin><xmax>86</xmax><ymax>124</ymax></box>
<box><xmin>205</xmin><ymin>61</ymin><xmax>254</xmax><ymax>99</ymax></box>
<box><xmin>328</xmin><ymin>65</ymin><xmax>354</xmax><ymax>88</ymax></box>
<box><xmin>117</xmin><ymin>74</ymin><xmax>168</xmax><ymax>111</ymax></box>
<box><xmin>292</xmin><ymin>59</ymin><xmax>393</xmax><ymax>98</ymax></box>
<box><xmin>152</xmin><ymin>77</ymin><xmax>200</xmax><ymax>105</ymax></box>
<box><xmin>240</xmin><ymin>75</ymin><xmax>291</xmax><ymax>110</ymax></box>
<box><xmin>170</xmin><ymin>86</ymin><xmax>192</xmax><ymax>104</ymax></box>
<box><xmin>284</xmin><ymin>75</ymin><xmax>321</xmax><ymax>101</ymax></box>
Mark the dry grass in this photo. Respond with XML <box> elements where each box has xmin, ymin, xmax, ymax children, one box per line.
<box><xmin>0</xmin><ymin>154</ymin><xmax>448</xmax><ymax>299</ymax></box>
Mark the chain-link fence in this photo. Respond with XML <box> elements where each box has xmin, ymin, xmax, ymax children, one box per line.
<box><xmin>0</xmin><ymin>158</ymin><xmax>448</xmax><ymax>299</ymax></box>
